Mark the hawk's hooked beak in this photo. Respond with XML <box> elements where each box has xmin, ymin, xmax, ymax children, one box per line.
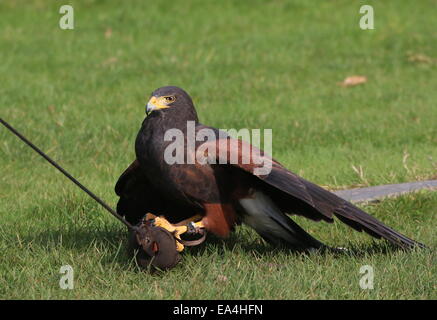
<box><xmin>146</xmin><ymin>97</ymin><xmax>156</xmax><ymax>115</ymax></box>
<box><xmin>146</xmin><ymin>101</ymin><xmax>156</xmax><ymax>115</ymax></box>
<box><xmin>145</xmin><ymin>96</ymin><xmax>169</xmax><ymax>115</ymax></box>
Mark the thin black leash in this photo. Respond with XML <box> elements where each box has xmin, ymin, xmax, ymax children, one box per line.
<box><xmin>0</xmin><ymin>118</ymin><xmax>134</xmax><ymax>231</ymax></box>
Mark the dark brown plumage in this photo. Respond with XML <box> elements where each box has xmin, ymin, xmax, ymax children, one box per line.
<box><xmin>115</xmin><ymin>86</ymin><xmax>425</xmax><ymax>250</ymax></box>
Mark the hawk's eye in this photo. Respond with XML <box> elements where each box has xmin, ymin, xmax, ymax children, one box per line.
<box><xmin>164</xmin><ymin>96</ymin><xmax>175</xmax><ymax>103</ymax></box>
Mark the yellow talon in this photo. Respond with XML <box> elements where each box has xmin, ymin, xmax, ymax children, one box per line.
<box><xmin>144</xmin><ymin>213</ymin><xmax>204</xmax><ymax>252</ymax></box>
<box><xmin>192</xmin><ymin>221</ymin><xmax>205</xmax><ymax>229</ymax></box>
<box><xmin>145</xmin><ymin>213</ymin><xmax>157</xmax><ymax>221</ymax></box>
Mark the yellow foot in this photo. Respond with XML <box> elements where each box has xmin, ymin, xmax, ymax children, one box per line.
<box><xmin>145</xmin><ymin>213</ymin><xmax>157</xmax><ymax>221</ymax></box>
<box><xmin>144</xmin><ymin>213</ymin><xmax>204</xmax><ymax>252</ymax></box>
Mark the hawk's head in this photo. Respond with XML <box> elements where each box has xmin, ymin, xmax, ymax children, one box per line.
<box><xmin>145</xmin><ymin>86</ymin><xmax>198</xmax><ymax>121</ymax></box>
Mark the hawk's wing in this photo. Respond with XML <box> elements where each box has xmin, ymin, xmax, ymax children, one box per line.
<box><xmin>199</xmin><ymin>135</ymin><xmax>425</xmax><ymax>249</ymax></box>
<box><xmin>115</xmin><ymin>160</ymin><xmax>156</xmax><ymax>224</ymax></box>
<box><xmin>115</xmin><ymin>160</ymin><xmax>200</xmax><ymax>224</ymax></box>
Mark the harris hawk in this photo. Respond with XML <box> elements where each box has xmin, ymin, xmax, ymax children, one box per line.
<box><xmin>115</xmin><ymin>86</ymin><xmax>424</xmax><ymax>254</ymax></box>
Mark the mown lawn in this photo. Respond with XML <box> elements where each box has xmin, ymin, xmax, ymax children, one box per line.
<box><xmin>0</xmin><ymin>0</ymin><xmax>436</xmax><ymax>299</ymax></box>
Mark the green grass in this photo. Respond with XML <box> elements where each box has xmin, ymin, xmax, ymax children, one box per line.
<box><xmin>0</xmin><ymin>0</ymin><xmax>436</xmax><ymax>299</ymax></box>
